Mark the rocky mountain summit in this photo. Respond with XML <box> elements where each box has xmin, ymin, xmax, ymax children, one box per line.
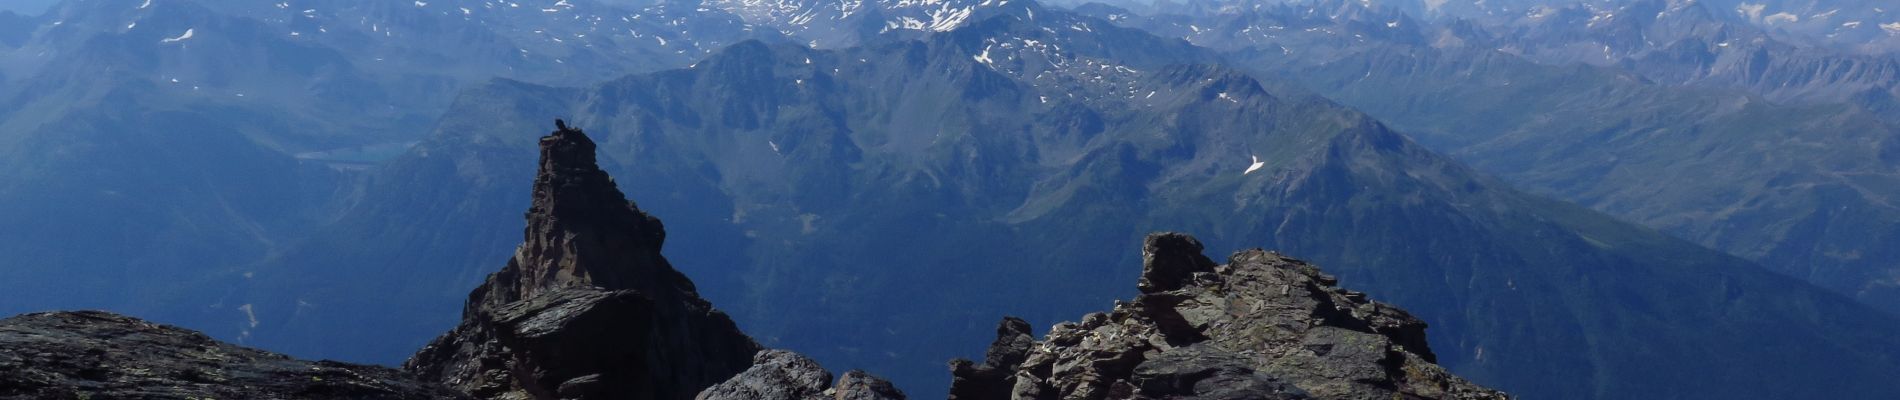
<box><xmin>403</xmin><ymin>121</ymin><xmax>885</xmax><ymax>400</ymax></box>
<box><xmin>948</xmin><ymin>233</ymin><xmax>1507</xmax><ymax>400</ymax></box>
<box><xmin>401</xmin><ymin>121</ymin><xmax>759</xmax><ymax>399</ymax></box>
<box><xmin>0</xmin><ymin>310</ymin><xmax>467</xmax><ymax>399</ymax></box>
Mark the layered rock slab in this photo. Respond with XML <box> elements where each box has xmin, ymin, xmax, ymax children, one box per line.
<box><xmin>950</xmin><ymin>233</ymin><xmax>1507</xmax><ymax>400</ymax></box>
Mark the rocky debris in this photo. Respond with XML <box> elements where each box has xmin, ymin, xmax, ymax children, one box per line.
<box><xmin>405</xmin><ymin>122</ymin><xmax>760</xmax><ymax>400</ymax></box>
<box><xmin>697</xmin><ymin>350</ymin><xmax>906</xmax><ymax>400</ymax></box>
<box><xmin>949</xmin><ymin>232</ymin><xmax>1508</xmax><ymax>400</ymax></box>
<box><xmin>0</xmin><ymin>311</ymin><xmax>467</xmax><ymax>399</ymax></box>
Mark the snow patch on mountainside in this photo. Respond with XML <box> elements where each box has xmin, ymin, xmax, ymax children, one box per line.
<box><xmin>160</xmin><ymin>28</ymin><xmax>194</xmax><ymax>43</ymax></box>
<box><xmin>925</xmin><ymin>3</ymin><xmax>973</xmax><ymax>31</ymax></box>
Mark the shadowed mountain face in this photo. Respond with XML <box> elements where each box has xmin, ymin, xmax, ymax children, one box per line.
<box><xmin>0</xmin><ymin>0</ymin><xmax>779</xmax><ymax>344</ymax></box>
<box><xmin>0</xmin><ymin>0</ymin><xmax>1079</xmax><ymax>338</ymax></box>
<box><xmin>1098</xmin><ymin>0</ymin><xmax>1900</xmax><ymax>316</ymax></box>
<box><xmin>249</xmin><ymin>6</ymin><xmax>1900</xmax><ymax>397</ymax></box>
<box><xmin>1266</xmin><ymin>45</ymin><xmax>1900</xmax><ymax>313</ymax></box>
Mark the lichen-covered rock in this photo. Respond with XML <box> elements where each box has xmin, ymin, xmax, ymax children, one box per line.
<box><xmin>950</xmin><ymin>232</ymin><xmax>1509</xmax><ymax>400</ymax></box>
<box><xmin>406</xmin><ymin>123</ymin><xmax>759</xmax><ymax>400</ymax></box>
<box><xmin>0</xmin><ymin>311</ymin><xmax>468</xmax><ymax>399</ymax></box>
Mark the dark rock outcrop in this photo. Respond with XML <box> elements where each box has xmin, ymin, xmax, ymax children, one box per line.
<box><xmin>696</xmin><ymin>350</ymin><xmax>835</xmax><ymax>400</ymax></box>
<box><xmin>404</xmin><ymin>123</ymin><xmax>761</xmax><ymax>400</ymax></box>
<box><xmin>695</xmin><ymin>350</ymin><xmax>907</xmax><ymax>400</ymax></box>
<box><xmin>946</xmin><ymin>317</ymin><xmax>1034</xmax><ymax>400</ymax></box>
<box><xmin>949</xmin><ymin>232</ymin><xmax>1507</xmax><ymax>400</ymax></box>
<box><xmin>0</xmin><ymin>311</ymin><xmax>467</xmax><ymax>399</ymax></box>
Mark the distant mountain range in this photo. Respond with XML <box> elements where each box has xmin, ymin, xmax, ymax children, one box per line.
<box><xmin>4</xmin><ymin>0</ymin><xmax>1900</xmax><ymax>399</ymax></box>
<box><xmin>240</xmin><ymin>4</ymin><xmax>1900</xmax><ymax>399</ymax></box>
<box><xmin>1190</xmin><ymin>0</ymin><xmax>1900</xmax><ymax>53</ymax></box>
<box><xmin>0</xmin><ymin>0</ymin><xmax>770</xmax><ymax>330</ymax></box>
<box><xmin>1089</xmin><ymin>0</ymin><xmax>1900</xmax><ymax>316</ymax></box>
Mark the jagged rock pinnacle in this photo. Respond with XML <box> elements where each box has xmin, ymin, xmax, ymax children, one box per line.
<box><xmin>479</xmin><ymin>121</ymin><xmax>683</xmax><ymax>308</ymax></box>
<box><xmin>407</xmin><ymin>120</ymin><xmax>760</xmax><ymax>400</ymax></box>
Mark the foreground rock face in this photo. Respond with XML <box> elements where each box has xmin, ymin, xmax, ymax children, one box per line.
<box><xmin>696</xmin><ymin>350</ymin><xmax>907</xmax><ymax>400</ymax></box>
<box><xmin>950</xmin><ymin>233</ymin><xmax>1508</xmax><ymax>400</ymax></box>
<box><xmin>405</xmin><ymin>123</ymin><xmax>761</xmax><ymax>400</ymax></box>
<box><xmin>404</xmin><ymin>122</ymin><xmax>899</xmax><ymax>400</ymax></box>
<box><xmin>0</xmin><ymin>311</ymin><xmax>467</xmax><ymax>399</ymax></box>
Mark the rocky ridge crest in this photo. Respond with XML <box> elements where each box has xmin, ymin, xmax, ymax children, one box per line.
<box><xmin>948</xmin><ymin>233</ymin><xmax>1507</xmax><ymax>400</ymax></box>
<box><xmin>0</xmin><ymin>310</ymin><xmax>468</xmax><ymax>399</ymax></box>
